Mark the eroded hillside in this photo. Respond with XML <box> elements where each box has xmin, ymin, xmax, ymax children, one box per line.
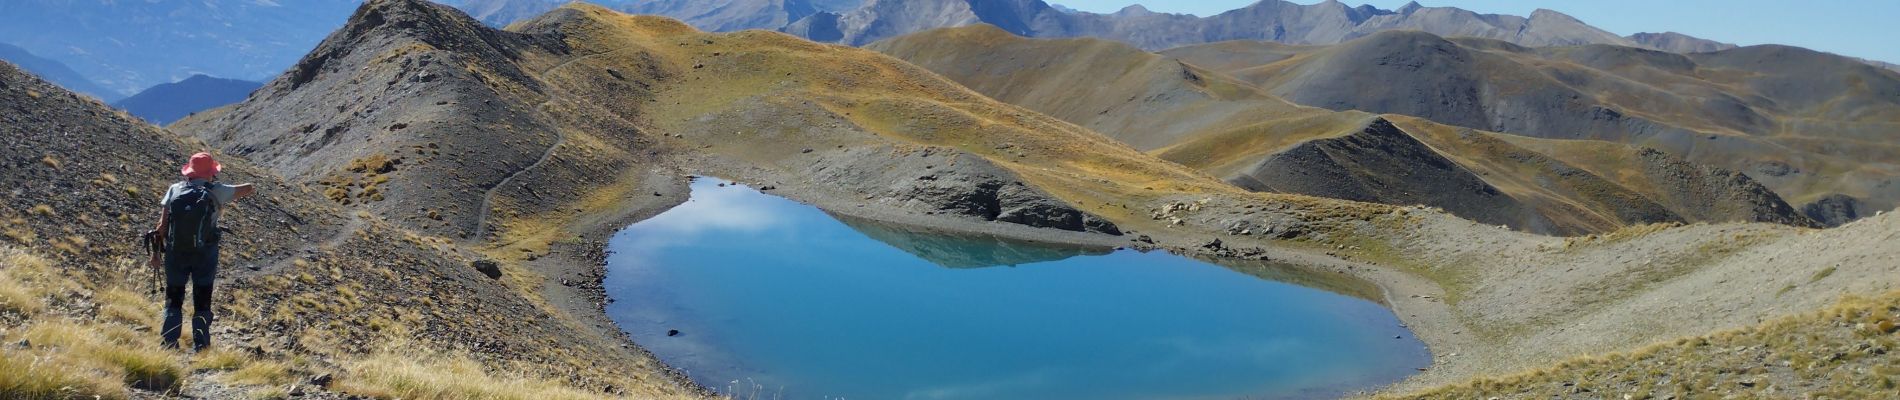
<box><xmin>0</xmin><ymin>59</ymin><xmax>694</xmax><ymax>398</ymax></box>
<box><xmin>12</xmin><ymin>0</ymin><xmax>1897</xmax><ymax>399</ymax></box>
<box><xmin>1165</xmin><ymin>31</ymin><xmax>1900</xmax><ymax>225</ymax></box>
<box><xmin>870</xmin><ymin>25</ymin><xmax>1815</xmax><ymax>235</ymax></box>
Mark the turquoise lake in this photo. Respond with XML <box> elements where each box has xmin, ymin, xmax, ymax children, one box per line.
<box><xmin>604</xmin><ymin>179</ymin><xmax>1430</xmax><ymax>399</ymax></box>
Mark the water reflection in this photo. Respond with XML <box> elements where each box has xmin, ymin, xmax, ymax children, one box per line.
<box><xmin>831</xmin><ymin>212</ymin><xmax>1114</xmax><ymax>268</ymax></box>
<box><xmin>604</xmin><ymin>178</ymin><xmax>1429</xmax><ymax>400</ymax></box>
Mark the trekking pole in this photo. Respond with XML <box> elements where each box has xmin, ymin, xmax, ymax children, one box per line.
<box><xmin>142</xmin><ymin>230</ymin><xmax>162</xmax><ymax>298</ymax></box>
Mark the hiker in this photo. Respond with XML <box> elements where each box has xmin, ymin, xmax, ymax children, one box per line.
<box><xmin>146</xmin><ymin>152</ymin><xmax>256</xmax><ymax>352</ymax></box>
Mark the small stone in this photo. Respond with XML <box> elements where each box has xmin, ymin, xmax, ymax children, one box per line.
<box><xmin>471</xmin><ymin>260</ymin><xmax>502</xmax><ymax>280</ymax></box>
<box><xmin>667</xmin><ymin>329</ymin><xmax>681</xmax><ymax>337</ymax></box>
<box><xmin>801</xmin><ymin>148</ymin><xmax>814</xmax><ymax>153</ymax></box>
<box><xmin>309</xmin><ymin>373</ymin><xmax>334</xmax><ymax>387</ymax></box>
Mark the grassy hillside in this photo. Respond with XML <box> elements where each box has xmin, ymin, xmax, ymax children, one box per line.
<box><xmin>871</xmin><ymin>25</ymin><xmax>1814</xmax><ymax>235</ymax></box>
<box><xmin>34</xmin><ymin>1</ymin><xmax>1900</xmax><ymax>398</ymax></box>
<box><xmin>1165</xmin><ymin>32</ymin><xmax>1900</xmax><ymax>223</ymax></box>
<box><xmin>1383</xmin><ymin>290</ymin><xmax>1900</xmax><ymax>399</ymax></box>
<box><xmin>0</xmin><ymin>58</ymin><xmax>695</xmax><ymax>398</ymax></box>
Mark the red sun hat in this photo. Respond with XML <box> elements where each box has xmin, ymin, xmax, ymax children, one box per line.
<box><xmin>180</xmin><ymin>152</ymin><xmax>222</xmax><ymax>180</ymax></box>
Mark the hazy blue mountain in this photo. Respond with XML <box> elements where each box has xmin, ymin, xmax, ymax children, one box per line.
<box><xmin>0</xmin><ymin>0</ymin><xmax>360</xmax><ymax>97</ymax></box>
<box><xmin>0</xmin><ymin>43</ymin><xmax>118</xmax><ymax>102</ymax></box>
<box><xmin>439</xmin><ymin>0</ymin><xmax>862</xmax><ymax>30</ymax></box>
<box><xmin>792</xmin><ymin>0</ymin><xmax>1701</xmax><ymax>50</ymax></box>
<box><xmin>110</xmin><ymin>75</ymin><xmax>262</xmax><ymax>125</ymax></box>
<box><xmin>0</xmin><ymin>0</ymin><xmax>1885</xmax><ymax>102</ymax></box>
<box><xmin>1628</xmin><ymin>31</ymin><xmax>1738</xmax><ymax>53</ymax></box>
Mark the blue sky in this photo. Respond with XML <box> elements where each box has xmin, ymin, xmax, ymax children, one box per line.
<box><xmin>1051</xmin><ymin>0</ymin><xmax>1900</xmax><ymax>64</ymax></box>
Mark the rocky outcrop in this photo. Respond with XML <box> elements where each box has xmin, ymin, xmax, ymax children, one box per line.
<box><xmin>1631</xmin><ymin>148</ymin><xmax>1819</xmax><ymax>228</ymax></box>
<box><xmin>1802</xmin><ymin>194</ymin><xmax>1867</xmax><ymax>227</ymax></box>
<box><xmin>804</xmin><ymin>145</ymin><xmax>1121</xmax><ymax>235</ymax></box>
<box><xmin>1233</xmin><ymin>118</ymin><xmax>1542</xmax><ymax>232</ymax></box>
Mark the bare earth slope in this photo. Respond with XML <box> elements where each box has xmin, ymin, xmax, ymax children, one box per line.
<box><xmin>0</xmin><ymin>58</ymin><xmax>694</xmax><ymax>398</ymax></box>
<box><xmin>871</xmin><ymin>26</ymin><xmax>1814</xmax><ymax>235</ymax></box>
<box><xmin>150</xmin><ymin>1</ymin><xmax>1900</xmax><ymax>399</ymax></box>
<box><xmin>1166</xmin><ymin>31</ymin><xmax>1900</xmax><ymax>226</ymax></box>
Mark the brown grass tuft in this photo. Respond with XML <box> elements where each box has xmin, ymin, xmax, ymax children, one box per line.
<box><xmin>336</xmin><ymin>350</ymin><xmax>620</xmax><ymax>400</ymax></box>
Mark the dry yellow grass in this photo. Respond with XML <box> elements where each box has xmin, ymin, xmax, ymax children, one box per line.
<box><xmin>0</xmin><ymin>346</ymin><xmax>125</xmax><ymax>399</ymax></box>
<box><xmin>191</xmin><ymin>348</ymin><xmax>251</xmax><ymax>372</ymax></box>
<box><xmin>0</xmin><ymin>275</ymin><xmax>42</xmax><ymax>316</ymax></box>
<box><xmin>336</xmin><ymin>349</ymin><xmax>645</xmax><ymax>400</ymax></box>
<box><xmin>1382</xmin><ymin>290</ymin><xmax>1900</xmax><ymax>399</ymax></box>
<box><xmin>227</xmin><ymin>359</ymin><xmax>292</xmax><ymax>386</ymax></box>
<box><xmin>11</xmin><ymin>321</ymin><xmax>184</xmax><ymax>395</ymax></box>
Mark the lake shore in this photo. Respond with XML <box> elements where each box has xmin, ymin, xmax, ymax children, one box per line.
<box><xmin>525</xmin><ymin>157</ymin><xmax>1473</xmax><ymax>398</ymax></box>
<box><xmin>517</xmin><ymin>150</ymin><xmax>1899</xmax><ymax>399</ymax></box>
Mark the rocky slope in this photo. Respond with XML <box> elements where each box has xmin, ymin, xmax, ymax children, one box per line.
<box><xmin>0</xmin><ymin>58</ymin><xmax>694</xmax><ymax>398</ymax></box>
<box><xmin>175</xmin><ymin>0</ymin><xmax>1136</xmax><ymax>245</ymax></box>
<box><xmin>110</xmin><ymin>75</ymin><xmax>262</xmax><ymax>125</ymax></box>
<box><xmin>1233</xmin><ymin>118</ymin><xmax>1543</xmax><ymax>231</ymax></box>
<box><xmin>9</xmin><ymin>1</ymin><xmax>1899</xmax><ymax>399</ymax></box>
<box><xmin>871</xmin><ymin>25</ymin><xmax>1816</xmax><ymax>235</ymax></box>
<box><xmin>1166</xmin><ymin>30</ymin><xmax>1900</xmax><ymax>226</ymax></box>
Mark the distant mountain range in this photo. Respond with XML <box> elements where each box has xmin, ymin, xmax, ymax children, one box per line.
<box><xmin>436</xmin><ymin>0</ymin><xmax>1852</xmax><ymax>70</ymax></box>
<box><xmin>111</xmin><ymin>75</ymin><xmax>262</xmax><ymax>125</ymax></box>
<box><xmin>0</xmin><ymin>42</ymin><xmax>119</xmax><ymax>102</ymax></box>
<box><xmin>1</xmin><ymin>0</ymin><xmax>1892</xmax><ymax>101</ymax></box>
<box><xmin>0</xmin><ymin>0</ymin><xmax>359</xmax><ymax>96</ymax></box>
<box><xmin>437</xmin><ymin>0</ymin><xmax>864</xmax><ymax>30</ymax></box>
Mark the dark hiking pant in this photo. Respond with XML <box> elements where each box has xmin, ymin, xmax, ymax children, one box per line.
<box><xmin>162</xmin><ymin>245</ymin><xmax>217</xmax><ymax>351</ymax></box>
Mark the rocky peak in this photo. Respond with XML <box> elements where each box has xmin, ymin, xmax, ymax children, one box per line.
<box><xmin>280</xmin><ymin>0</ymin><xmax>560</xmax><ymax>91</ymax></box>
<box><xmin>1113</xmin><ymin>4</ymin><xmax>1154</xmax><ymax>17</ymax></box>
<box><xmin>1397</xmin><ymin>1</ymin><xmax>1423</xmax><ymax>14</ymax></box>
<box><xmin>1527</xmin><ymin>8</ymin><xmax>1584</xmax><ymax>24</ymax></box>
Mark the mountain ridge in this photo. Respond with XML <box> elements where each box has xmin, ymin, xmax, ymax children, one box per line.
<box><xmin>5</xmin><ymin>1</ymin><xmax>1898</xmax><ymax>399</ymax></box>
<box><xmin>0</xmin><ymin>42</ymin><xmax>119</xmax><ymax>101</ymax></box>
<box><xmin>1161</xmin><ymin>29</ymin><xmax>1900</xmax><ymax>225</ymax></box>
<box><xmin>870</xmin><ymin>25</ymin><xmax>1819</xmax><ymax>234</ymax></box>
<box><xmin>110</xmin><ymin>75</ymin><xmax>262</xmax><ymax>125</ymax></box>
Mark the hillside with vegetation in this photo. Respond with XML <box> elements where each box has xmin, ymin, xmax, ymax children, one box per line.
<box><xmin>870</xmin><ymin>25</ymin><xmax>1816</xmax><ymax>235</ymax></box>
<box><xmin>3</xmin><ymin>1</ymin><xmax>1895</xmax><ymax>399</ymax></box>
<box><xmin>1163</xmin><ymin>32</ymin><xmax>1900</xmax><ymax>225</ymax></box>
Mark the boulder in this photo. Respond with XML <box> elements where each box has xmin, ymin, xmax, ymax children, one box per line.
<box><xmin>471</xmin><ymin>259</ymin><xmax>502</xmax><ymax>280</ymax></box>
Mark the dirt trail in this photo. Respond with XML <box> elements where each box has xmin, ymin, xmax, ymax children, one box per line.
<box><xmin>472</xmin><ymin>47</ymin><xmax>635</xmax><ymax>242</ymax></box>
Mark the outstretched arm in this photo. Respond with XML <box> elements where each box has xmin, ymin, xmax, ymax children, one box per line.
<box><xmin>232</xmin><ymin>183</ymin><xmax>257</xmax><ymax>200</ymax></box>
